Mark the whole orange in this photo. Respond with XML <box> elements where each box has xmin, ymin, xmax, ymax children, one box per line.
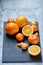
<box><xmin>16</xmin><ymin>33</ymin><xmax>24</xmax><ymax>41</ymax></box>
<box><xmin>28</xmin><ymin>34</ymin><xmax>39</xmax><ymax>44</ymax></box>
<box><xmin>16</xmin><ymin>16</ymin><xmax>28</xmax><ymax>28</ymax></box>
<box><xmin>32</xmin><ymin>25</ymin><xmax>38</xmax><ymax>32</ymax></box>
<box><xmin>5</xmin><ymin>23</ymin><xmax>19</xmax><ymax>35</ymax></box>
<box><xmin>7</xmin><ymin>18</ymin><xmax>15</xmax><ymax>23</ymax></box>
<box><xmin>30</xmin><ymin>21</ymin><xmax>37</xmax><ymax>25</ymax></box>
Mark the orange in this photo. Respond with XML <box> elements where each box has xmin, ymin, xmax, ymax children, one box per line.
<box><xmin>5</xmin><ymin>23</ymin><xmax>19</xmax><ymax>35</ymax></box>
<box><xmin>16</xmin><ymin>16</ymin><xmax>28</xmax><ymax>28</ymax></box>
<box><xmin>17</xmin><ymin>42</ymin><xmax>23</xmax><ymax>47</ymax></box>
<box><xmin>22</xmin><ymin>25</ymin><xmax>33</xmax><ymax>36</ymax></box>
<box><xmin>7</xmin><ymin>18</ymin><xmax>15</xmax><ymax>23</ymax></box>
<box><xmin>17</xmin><ymin>42</ymin><xmax>28</xmax><ymax>50</ymax></box>
<box><xmin>34</xmin><ymin>32</ymin><xmax>38</xmax><ymax>37</ymax></box>
<box><xmin>30</xmin><ymin>21</ymin><xmax>37</xmax><ymax>25</ymax></box>
<box><xmin>28</xmin><ymin>34</ymin><xmax>39</xmax><ymax>44</ymax></box>
<box><xmin>16</xmin><ymin>33</ymin><xmax>24</xmax><ymax>41</ymax></box>
<box><xmin>21</xmin><ymin>43</ymin><xmax>28</xmax><ymax>50</ymax></box>
<box><xmin>28</xmin><ymin>45</ymin><xmax>41</xmax><ymax>56</ymax></box>
<box><xmin>32</xmin><ymin>25</ymin><xmax>38</xmax><ymax>32</ymax></box>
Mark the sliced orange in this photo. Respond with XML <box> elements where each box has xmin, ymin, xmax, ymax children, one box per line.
<box><xmin>28</xmin><ymin>45</ymin><xmax>41</xmax><ymax>56</ymax></box>
<box><xmin>22</xmin><ymin>25</ymin><xmax>33</xmax><ymax>36</ymax></box>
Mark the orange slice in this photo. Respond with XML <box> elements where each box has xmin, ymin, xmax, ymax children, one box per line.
<box><xmin>22</xmin><ymin>25</ymin><xmax>33</xmax><ymax>36</ymax></box>
<box><xmin>28</xmin><ymin>45</ymin><xmax>41</xmax><ymax>56</ymax></box>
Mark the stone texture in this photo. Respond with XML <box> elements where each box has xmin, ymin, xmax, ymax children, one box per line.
<box><xmin>0</xmin><ymin>0</ymin><xmax>43</xmax><ymax>65</ymax></box>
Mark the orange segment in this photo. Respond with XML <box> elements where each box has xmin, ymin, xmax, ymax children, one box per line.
<box><xmin>28</xmin><ymin>45</ymin><xmax>41</xmax><ymax>56</ymax></box>
<box><xmin>17</xmin><ymin>42</ymin><xmax>28</xmax><ymax>50</ymax></box>
<box><xmin>32</xmin><ymin>25</ymin><xmax>38</xmax><ymax>32</ymax></box>
<box><xmin>22</xmin><ymin>25</ymin><xmax>33</xmax><ymax>36</ymax></box>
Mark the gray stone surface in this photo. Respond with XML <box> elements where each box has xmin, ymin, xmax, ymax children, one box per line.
<box><xmin>0</xmin><ymin>0</ymin><xmax>43</xmax><ymax>65</ymax></box>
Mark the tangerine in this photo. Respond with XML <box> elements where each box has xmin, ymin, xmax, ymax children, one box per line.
<box><xmin>32</xmin><ymin>25</ymin><xmax>38</xmax><ymax>32</ymax></box>
<box><xmin>7</xmin><ymin>18</ymin><xmax>15</xmax><ymax>23</ymax></box>
<box><xmin>16</xmin><ymin>33</ymin><xmax>24</xmax><ymax>41</ymax></box>
<box><xmin>30</xmin><ymin>21</ymin><xmax>37</xmax><ymax>25</ymax></box>
<box><xmin>28</xmin><ymin>34</ymin><xmax>39</xmax><ymax>44</ymax></box>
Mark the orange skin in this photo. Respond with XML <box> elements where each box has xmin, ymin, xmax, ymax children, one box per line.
<box><xmin>32</xmin><ymin>25</ymin><xmax>38</xmax><ymax>32</ymax></box>
<box><xmin>30</xmin><ymin>21</ymin><xmax>37</xmax><ymax>25</ymax></box>
<box><xmin>28</xmin><ymin>34</ymin><xmax>39</xmax><ymax>45</ymax></box>
<box><xmin>16</xmin><ymin>16</ymin><xmax>28</xmax><ymax>28</ymax></box>
<box><xmin>34</xmin><ymin>32</ymin><xmax>38</xmax><ymax>37</ymax></box>
<box><xmin>16</xmin><ymin>33</ymin><xmax>24</xmax><ymax>41</ymax></box>
<box><xmin>7</xmin><ymin>18</ymin><xmax>15</xmax><ymax>23</ymax></box>
<box><xmin>17</xmin><ymin>42</ymin><xmax>28</xmax><ymax>50</ymax></box>
<box><xmin>21</xmin><ymin>43</ymin><xmax>28</xmax><ymax>50</ymax></box>
<box><xmin>5</xmin><ymin>23</ymin><xmax>19</xmax><ymax>35</ymax></box>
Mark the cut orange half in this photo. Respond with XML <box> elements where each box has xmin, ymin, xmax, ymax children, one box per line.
<box><xmin>22</xmin><ymin>25</ymin><xmax>33</xmax><ymax>36</ymax></box>
<box><xmin>28</xmin><ymin>45</ymin><xmax>41</xmax><ymax>56</ymax></box>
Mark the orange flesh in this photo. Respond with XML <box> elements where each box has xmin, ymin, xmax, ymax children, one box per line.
<box><xmin>22</xmin><ymin>25</ymin><xmax>33</xmax><ymax>36</ymax></box>
<box><xmin>28</xmin><ymin>45</ymin><xmax>41</xmax><ymax>56</ymax></box>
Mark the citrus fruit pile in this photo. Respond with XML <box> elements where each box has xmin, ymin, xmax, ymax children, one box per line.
<box><xmin>5</xmin><ymin>16</ymin><xmax>41</xmax><ymax>56</ymax></box>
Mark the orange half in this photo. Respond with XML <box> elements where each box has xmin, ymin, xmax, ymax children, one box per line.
<box><xmin>22</xmin><ymin>25</ymin><xmax>33</xmax><ymax>36</ymax></box>
<box><xmin>28</xmin><ymin>45</ymin><xmax>41</xmax><ymax>56</ymax></box>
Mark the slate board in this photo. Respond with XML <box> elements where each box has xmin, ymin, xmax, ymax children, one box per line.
<box><xmin>2</xmin><ymin>22</ymin><xmax>42</xmax><ymax>63</ymax></box>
